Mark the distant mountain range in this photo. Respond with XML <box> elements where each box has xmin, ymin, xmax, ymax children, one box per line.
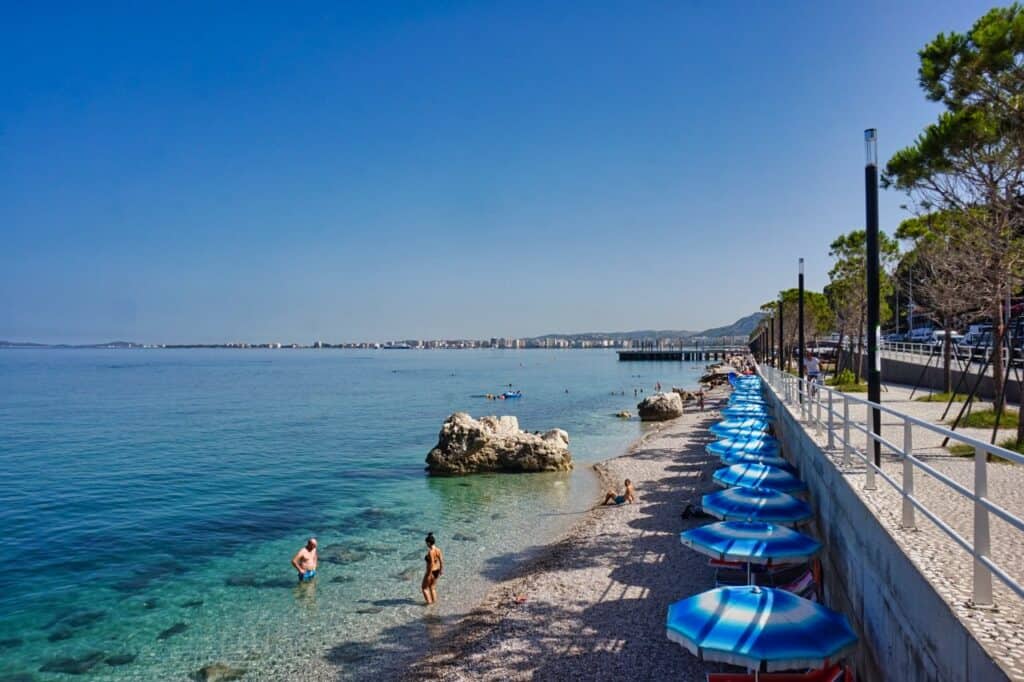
<box><xmin>0</xmin><ymin>313</ymin><xmax>765</xmax><ymax>348</ymax></box>
<box><xmin>532</xmin><ymin>312</ymin><xmax>766</xmax><ymax>342</ymax></box>
<box><xmin>0</xmin><ymin>340</ymin><xmax>145</xmax><ymax>349</ymax></box>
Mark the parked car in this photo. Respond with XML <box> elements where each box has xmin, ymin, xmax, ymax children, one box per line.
<box><xmin>929</xmin><ymin>331</ymin><xmax>963</xmax><ymax>348</ymax></box>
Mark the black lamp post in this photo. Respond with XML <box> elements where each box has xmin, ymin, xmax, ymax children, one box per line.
<box><xmin>865</xmin><ymin>128</ymin><xmax>882</xmax><ymax>466</ymax></box>
<box><xmin>798</xmin><ymin>258</ymin><xmax>805</xmax><ymax>381</ymax></box>
<box><xmin>778</xmin><ymin>295</ymin><xmax>785</xmax><ymax>372</ymax></box>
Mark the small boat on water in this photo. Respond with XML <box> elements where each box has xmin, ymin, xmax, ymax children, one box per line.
<box><xmin>503</xmin><ymin>390</ymin><xmax>522</xmax><ymax>399</ymax></box>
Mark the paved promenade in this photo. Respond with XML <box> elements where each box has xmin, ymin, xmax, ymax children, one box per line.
<box><xmin>779</xmin><ymin>382</ymin><xmax>1024</xmax><ymax>680</ymax></box>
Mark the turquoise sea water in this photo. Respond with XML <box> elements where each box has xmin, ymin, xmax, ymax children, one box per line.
<box><xmin>0</xmin><ymin>349</ymin><xmax>702</xmax><ymax>680</ymax></box>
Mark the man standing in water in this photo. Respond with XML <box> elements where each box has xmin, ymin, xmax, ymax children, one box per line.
<box><xmin>291</xmin><ymin>537</ymin><xmax>318</xmax><ymax>582</ymax></box>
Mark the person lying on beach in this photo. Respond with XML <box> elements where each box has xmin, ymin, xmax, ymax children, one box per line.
<box><xmin>422</xmin><ymin>532</ymin><xmax>444</xmax><ymax>605</ymax></box>
<box><xmin>291</xmin><ymin>537</ymin><xmax>318</xmax><ymax>582</ymax></box>
<box><xmin>601</xmin><ymin>479</ymin><xmax>636</xmax><ymax>506</ymax></box>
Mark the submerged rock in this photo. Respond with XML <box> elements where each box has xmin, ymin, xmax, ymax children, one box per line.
<box><xmin>355</xmin><ymin>606</ymin><xmax>383</xmax><ymax>614</ymax></box>
<box><xmin>451</xmin><ymin>532</ymin><xmax>477</xmax><ymax>542</ymax></box>
<box><xmin>391</xmin><ymin>567</ymin><xmax>419</xmax><ymax>582</ymax></box>
<box><xmin>157</xmin><ymin>622</ymin><xmax>188</xmax><ymax>640</ymax></box>
<box><xmin>39</xmin><ymin>652</ymin><xmax>106</xmax><ymax>675</ymax></box>
<box><xmin>426</xmin><ymin>413</ymin><xmax>572</xmax><ymax>475</ymax></box>
<box><xmin>105</xmin><ymin>653</ymin><xmax>136</xmax><ymax>666</ymax></box>
<box><xmin>330</xmin><ymin>575</ymin><xmax>354</xmax><ymax>584</ymax></box>
<box><xmin>0</xmin><ymin>637</ymin><xmax>24</xmax><ymax>650</ymax></box>
<box><xmin>192</xmin><ymin>662</ymin><xmax>247</xmax><ymax>681</ymax></box>
<box><xmin>181</xmin><ymin>599</ymin><xmax>204</xmax><ymax>608</ymax></box>
<box><xmin>320</xmin><ymin>546</ymin><xmax>368</xmax><ymax>565</ymax></box>
<box><xmin>224</xmin><ymin>575</ymin><xmax>258</xmax><ymax>588</ymax></box>
<box><xmin>0</xmin><ymin>672</ymin><xmax>37</xmax><ymax>682</ymax></box>
<box><xmin>143</xmin><ymin>599</ymin><xmax>160</xmax><ymax>610</ymax></box>
<box><xmin>47</xmin><ymin>628</ymin><xmax>75</xmax><ymax>642</ymax></box>
<box><xmin>637</xmin><ymin>392</ymin><xmax>684</xmax><ymax>421</ymax></box>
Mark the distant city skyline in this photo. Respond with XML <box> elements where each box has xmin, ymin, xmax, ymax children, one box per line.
<box><xmin>0</xmin><ymin>1</ymin><xmax>997</xmax><ymax>344</ymax></box>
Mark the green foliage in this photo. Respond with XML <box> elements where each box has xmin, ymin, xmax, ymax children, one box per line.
<box><xmin>826</xmin><ymin>369</ymin><xmax>867</xmax><ymax>391</ymax></box>
<box><xmin>950</xmin><ymin>408</ymin><xmax>1020</xmax><ymax>429</ymax></box>
<box><xmin>828</xmin><ymin>369</ymin><xmax>858</xmax><ymax>386</ymax></box>
<box><xmin>949</xmin><ymin>438</ymin><xmax>1024</xmax><ymax>459</ymax></box>
<box><xmin>998</xmin><ymin>437</ymin><xmax>1024</xmax><ymax>457</ymax></box>
<box><xmin>914</xmin><ymin>392</ymin><xmax>968</xmax><ymax>402</ymax></box>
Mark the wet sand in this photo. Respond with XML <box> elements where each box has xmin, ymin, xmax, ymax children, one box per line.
<box><xmin>401</xmin><ymin>390</ymin><xmax>729</xmax><ymax>681</ymax></box>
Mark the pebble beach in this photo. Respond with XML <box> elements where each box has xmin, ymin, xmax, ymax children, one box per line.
<box><xmin>401</xmin><ymin>388</ymin><xmax>730</xmax><ymax>681</ymax></box>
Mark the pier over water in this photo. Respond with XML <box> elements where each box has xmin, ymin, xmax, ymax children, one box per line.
<box><xmin>617</xmin><ymin>346</ymin><xmax>746</xmax><ymax>362</ymax></box>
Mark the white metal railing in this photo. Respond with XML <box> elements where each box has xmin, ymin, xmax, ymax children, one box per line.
<box><xmin>878</xmin><ymin>340</ymin><xmax>1014</xmax><ymax>368</ymax></box>
<box><xmin>759</xmin><ymin>364</ymin><xmax>1024</xmax><ymax>608</ymax></box>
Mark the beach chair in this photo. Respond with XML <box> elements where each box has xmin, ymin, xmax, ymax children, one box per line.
<box><xmin>706</xmin><ymin>662</ymin><xmax>853</xmax><ymax>682</ymax></box>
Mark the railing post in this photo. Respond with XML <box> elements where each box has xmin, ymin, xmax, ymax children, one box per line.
<box><xmin>972</xmin><ymin>446</ymin><xmax>993</xmax><ymax>607</ymax></box>
<box><xmin>827</xmin><ymin>389</ymin><xmax>835</xmax><ymax>450</ymax></box>
<box><xmin>864</xmin><ymin>402</ymin><xmax>876</xmax><ymax>490</ymax></box>
<box><xmin>901</xmin><ymin>419</ymin><xmax>915</xmax><ymax>529</ymax></box>
<box><xmin>801</xmin><ymin>379</ymin><xmax>808</xmax><ymax>421</ymax></box>
<box><xmin>815</xmin><ymin>386</ymin><xmax>822</xmax><ymax>437</ymax></box>
<box><xmin>842</xmin><ymin>395</ymin><xmax>851</xmax><ymax>466</ymax></box>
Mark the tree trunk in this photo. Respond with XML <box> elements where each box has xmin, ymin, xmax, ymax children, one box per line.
<box><xmin>943</xmin><ymin>317</ymin><xmax>953</xmax><ymax>394</ymax></box>
<box><xmin>854</xmin><ymin>313</ymin><xmax>865</xmax><ymax>383</ymax></box>
<box><xmin>993</xmin><ymin>305</ymin><xmax>1006</xmax><ymax>417</ymax></box>
<box><xmin>836</xmin><ymin>328</ymin><xmax>847</xmax><ymax>376</ymax></box>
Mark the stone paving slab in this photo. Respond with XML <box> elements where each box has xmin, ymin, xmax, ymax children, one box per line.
<box><xmin>774</xmin><ymin>382</ymin><xmax>1024</xmax><ymax>681</ymax></box>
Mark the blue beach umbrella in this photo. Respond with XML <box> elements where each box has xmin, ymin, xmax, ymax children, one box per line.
<box><xmin>713</xmin><ymin>463</ymin><xmax>807</xmax><ymax>494</ymax></box>
<box><xmin>710</xmin><ymin>419</ymin><xmax>772</xmax><ymax>438</ymax></box>
<box><xmin>666</xmin><ymin>586</ymin><xmax>857</xmax><ymax>672</ymax></box>
<box><xmin>729</xmin><ymin>394</ymin><xmax>767</xmax><ymax>405</ymax></box>
<box><xmin>719</xmin><ymin>451</ymin><xmax>796</xmax><ymax>472</ymax></box>
<box><xmin>711</xmin><ymin>427</ymin><xmax>776</xmax><ymax>442</ymax></box>
<box><xmin>681</xmin><ymin>521</ymin><xmax>821</xmax><ymax>565</ymax></box>
<box><xmin>705</xmin><ymin>436</ymin><xmax>780</xmax><ymax>455</ymax></box>
<box><xmin>702</xmin><ymin>487</ymin><xmax>812</xmax><ymax>524</ymax></box>
<box><xmin>721</xmin><ymin>406</ymin><xmax>773</xmax><ymax>419</ymax></box>
<box><xmin>722</xmin><ymin>399</ymin><xmax>769</xmax><ymax>409</ymax></box>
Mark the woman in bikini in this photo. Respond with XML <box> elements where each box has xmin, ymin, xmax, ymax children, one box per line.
<box><xmin>421</xmin><ymin>532</ymin><xmax>444</xmax><ymax>604</ymax></box>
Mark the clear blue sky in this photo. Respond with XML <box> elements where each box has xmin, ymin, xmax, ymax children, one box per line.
<box><xmin>0</xmin><ymin>1</ymin><xmax>997</xmax><ymax>344</ymax></box>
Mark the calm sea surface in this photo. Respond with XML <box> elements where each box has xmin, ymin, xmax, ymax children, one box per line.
<box><xmin>0</xmin><ymin>349</ymin><xmax>702</xmax><ymax>679</ymax></box>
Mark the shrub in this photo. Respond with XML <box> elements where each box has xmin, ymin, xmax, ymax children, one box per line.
<box><xmin>828</xmin><ymin>369</ymin><xmax>857</xmax><ymax>387</ymax></box>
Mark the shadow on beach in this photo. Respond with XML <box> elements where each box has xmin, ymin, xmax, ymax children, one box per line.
<box><xmin>316</xmin><ymin>407</ymin><xmax>731</xmax><ymax>680</ymax></box>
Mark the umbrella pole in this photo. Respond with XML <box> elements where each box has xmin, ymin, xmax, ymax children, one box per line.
<box><xmin>747</xmin><ymin>561</ymin><xmax>752</xmax><ymax>585</ymax></box>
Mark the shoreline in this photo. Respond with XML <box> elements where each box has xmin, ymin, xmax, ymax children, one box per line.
<box><xmin>397</xmin><ymin>386</ymin><xmax>730</xmax><ymax>680</ymax></box>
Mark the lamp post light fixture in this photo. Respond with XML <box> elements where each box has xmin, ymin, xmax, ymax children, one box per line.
<box><xmin>865</xmin><ymin>128</ymin><xmax>882</xmax><ymax>467</ymax></box>
<box><xmin>778</xmin><ymin>294</ymin><xmax>785</xmax><ymax>372</ymax></box>
<box><xmin>798</xmin><ymin>258</ymin><xmax>805</xmax><ymax>380</ymax></box>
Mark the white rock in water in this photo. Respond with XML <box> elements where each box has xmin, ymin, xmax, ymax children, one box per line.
<box><xmin>426</xmin><ymin>413</ymin><xmax>573</xmax><ymax>475</ymax></box>
<box><xmin>637</xmin><ymin>392</ymin><xmax>684</xmax><ymax>421</ymax></box>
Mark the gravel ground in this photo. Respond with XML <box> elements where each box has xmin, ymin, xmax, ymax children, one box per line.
<box><xmin>779</xmin><ymin>381</ymin><xmax>1024</xmax><ymax>681</ymax></box>
<box><xmin>401</xmin><ymin>391</ymin><xmax>731</xmax><ymax>681</ymax></box>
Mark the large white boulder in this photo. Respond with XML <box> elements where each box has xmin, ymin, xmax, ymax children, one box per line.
<box><xmin>637</xmin><ymin>392</ymin><xmax>684</xmax><ymax>421</ymax></box>
<box><xmin>426</xmin><ymin>413</ymin><xmax>572</xmax><ymax>475</ymax></box>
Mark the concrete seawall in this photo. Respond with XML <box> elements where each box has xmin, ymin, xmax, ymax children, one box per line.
<box><xmin>764</xmin><ymin>382</ymin><xmax>1009</xmax><ymax>681</ymax></box>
